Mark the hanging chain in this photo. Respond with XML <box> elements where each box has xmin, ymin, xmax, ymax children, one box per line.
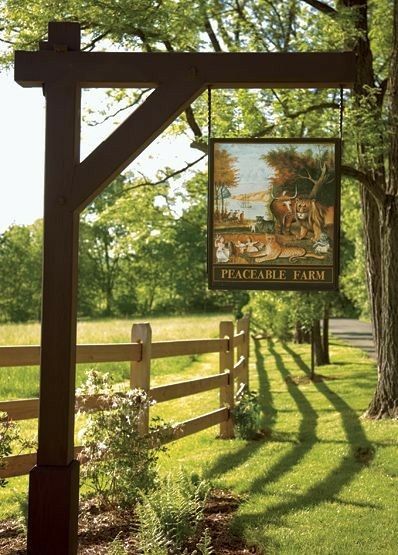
<box><xmin>207</xmin><ymin>86</ymin><xmax>212</xmax><ymax>141</ymax></box>
<box><xmin>339</xmin><ymin>86</ymin><xmax>344</xmax><ymax>140</ymax></box>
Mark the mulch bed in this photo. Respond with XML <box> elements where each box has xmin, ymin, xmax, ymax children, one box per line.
<box><xmin>0</xmin><ymin>490</ymin><xmax>259</xmax><ymax>554</ymax></box>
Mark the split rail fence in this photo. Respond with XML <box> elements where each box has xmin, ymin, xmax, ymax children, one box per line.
<box><xmin>0</xmin><ymin>315</ymin><xmax>250</xmax><ymax>480</ymax></box>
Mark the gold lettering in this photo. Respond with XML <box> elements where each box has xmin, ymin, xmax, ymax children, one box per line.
<box><xmin>315</xmin><ymin>270</ymin><xmax>325</xmax><ymax>280</ymax></box>
<box><xmin>279</xmin><ymin>270</ymin><xmax>287</xmax><ymax>280</ymax></box>
<box><xmin>294</xmin><ymin>270</ymin><xmax>301</xmax><ymax>280</ymax></box>
<box><xmin>221</xmin><ymin>269</ymin><xmax>229</xmax><ymax>279</ymax></box>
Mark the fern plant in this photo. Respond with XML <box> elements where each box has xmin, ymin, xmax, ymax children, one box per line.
<box><xmin>194</xmin><ymin>528</ymin><xmax>215</xmax><ymax>555</ymax></box>
<box><xmin>106</xmin><ymin>534</ymin><xmax>129</xmax><ymax>555</ymax></box>
<box><xmin>136</xmin><ymin>471</ymin><xmax>211</xmax><ymax>554</ymax></box>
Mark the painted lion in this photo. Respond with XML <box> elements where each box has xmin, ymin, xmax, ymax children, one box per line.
<box><xmin>295</xmin><ymin>197</ymin><xmax>327</xmax><ymax>242</ymax></box>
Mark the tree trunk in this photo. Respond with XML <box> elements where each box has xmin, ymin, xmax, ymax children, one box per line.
<box><xmin>364</xmin><ymin>0</ymin><xmax>398</xmax><ymax>418</ymax></box>
<box><xmin>322</xmin><ymin>308</ymin><xmax>330</xmax><ymax>365</ymax></box>
<box><xmin>312</xmin><ymin>319</ymin><xmax>325</xmax><ymax>367</ymax></box>
<box><xmin>365</xmin><ymin>200</ymin><xmax>398</xmax><ymax>418</ymax></box>
<box><xmin>294</xmin><ymin>321</ymin><xmax>311</xmax><ymax>344</ymax></box>
<box><xmin>361</xmin><ymin>187</ymin><xmax>383</xmax><ymax>360</ymax></box>
<box><xmin>294</xmin><ymin>321</ymin><xmax>304</xmax><ymax>343</ymax></box>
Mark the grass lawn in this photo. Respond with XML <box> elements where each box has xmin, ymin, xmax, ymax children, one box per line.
<box><xmin>1</xmin><ymin>316</ymin><xmax>398</xmax><ymax>553</ymax></box>
<box><xmin>160</xmin><ymin>337</ymin><xmax>398</xmax><ymax>554</ymax></box>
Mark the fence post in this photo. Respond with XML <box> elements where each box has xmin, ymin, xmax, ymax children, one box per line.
<box><xmin>131</xmin><ymin>323</ymin><xmax>152</xmax><ymax>435</ymax></box>
<box><xmin>237</xmin><ymin>314</ymin><xmax>250</xmax><ymax>391</ymax></box>
<box><xmin>219</xmin><ymin>320</ymin><xmax>234</xmax><ymax>439</ymax></box>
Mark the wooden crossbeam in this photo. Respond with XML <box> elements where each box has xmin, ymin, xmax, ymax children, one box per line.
<box><xmin>15</xmin><ymin>51</ymin><xmax>355</xmax><ymax>89</ymax></box>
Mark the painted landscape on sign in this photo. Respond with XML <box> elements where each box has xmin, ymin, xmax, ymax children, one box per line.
<box><xmin>209</xmin><ymin>139</ymin><xmax>340</xmax><ymax>290</ymax></box>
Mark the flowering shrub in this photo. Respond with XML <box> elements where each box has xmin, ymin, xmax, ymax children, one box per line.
<box><xmin>0</xmin><ymin>411</ymin><xmax>19</xmax><ymax>488</ymax></box>
<box><xmin>77</xmin><ymin>370</ymin><xmax>174</xmax><ymax>507</ymax></box>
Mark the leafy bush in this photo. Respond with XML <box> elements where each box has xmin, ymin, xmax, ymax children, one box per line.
<box><xmin>232</xmin><ymin>389</ymin><xmax>262</xmax><ymax>440</ymax></box>
<box><xmin>0</xmin><ymin>411</ymin><xmax>19</xmax><ymax>488</ymax></box>
<box><xmin>248</xmin><ymin>292</ymin><xmax>293</xmax><ymax>340</ymax></box>
<box><xmin>136</xmin><ymin>471</ymin><xmax>211</xmax><ymax>554</ymax></box>
<box><xmin>77</xmin><ymin>371</ymin><xmax>173</xmax><ymax>507</ymax></box>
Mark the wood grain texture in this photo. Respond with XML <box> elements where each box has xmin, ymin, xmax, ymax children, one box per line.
<box><xmin>150</xmin><ymin>372</ymin><xmax>229</xmax><ymax>403</ymax></box>
<box><xmin>15</xmin><ymin>51</ymin><xmax>356</xmax><ymax>89</ymax></box>
<box><xmin>219</xmin><ymin>321</ymin><xmax>235</xmax><ymax>438</ymax></box>
<box><xmin>171</xmin><ymin>407</ymin><xmax>229</xmax><ymax>441</ymax></box>
<box><xmin>237</xmin><ymin>315</ymin><xmax>250</xmax><ymax>389</ymax></box>
<box><xmin>131</xmin><ymin>323</ymin><xmax>152</xmax><ymax>434</ymax></box>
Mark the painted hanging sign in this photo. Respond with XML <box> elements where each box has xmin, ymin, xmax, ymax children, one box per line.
<box><xmin>208</xmin><ymin>138</ymin><xmax>341</xmax><ymax>291</ymax></box>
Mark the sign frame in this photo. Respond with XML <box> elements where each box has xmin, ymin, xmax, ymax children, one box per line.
<box><xmin>208</xmin><ymin>137</ymin><xmax>341</xmax><ymax>291</ymax></box>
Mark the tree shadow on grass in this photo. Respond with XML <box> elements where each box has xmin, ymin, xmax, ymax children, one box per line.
<box><xmin>245</xmin><ymin>338</ymin><xmax>318</xmax><ymax>495</ymax></box>
<box><xmin>233</xmin><ymin>341</ymin><xmax>375</xmax><ymax>549</ymax></box>
<box><xmin>254</xmin><ymin>338</ymin><xmax>277</xmax><ymax>430</ymax></box>
<box><xmin>203</xmin><ymin>338</ymin><xmax>277</xmax><ymax>479</ymax></box>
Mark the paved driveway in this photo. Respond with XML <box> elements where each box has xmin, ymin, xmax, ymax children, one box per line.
<box><xmin>329</xmin><ymin>318</ymin><xmax>376</xmax><ymax>360</ymax></box>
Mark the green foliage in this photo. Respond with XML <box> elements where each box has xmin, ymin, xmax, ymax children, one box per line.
<box><xmin>249</xmin><ymin>292</ymin><xmax>294</xmax><ymax>340</ymax></box>
<box><xmin>248</xmin><ymin>289</ymin><xmax>355</xmax><ymax>341</ymax></box>
<box><xmin>0</xmin><ymin>412</ymin><xmax>19</xmax><ymax>488</ymax></box>
<box><xmin>136</xmin><ymin>471</ymin><xmax>210</xmax><ymax>554</ymax></box>
<box><xmin>194</xmin><ymin>528</ymin><xmax>214</xmax><ymax>555</ymax></box>
<box><xmin>106</xmin><ymin>535</ymin><xmax>129</xmax><ymax>555</ymax></box>
<box><xmin>2</xmin><ymin>0</ymin><xmax>386</xmax><ymax>324</ymax></box>
<box><xmin>0</xmin><ymin>223</ymin><xmax>42</xmax><ymax>322</ymax></box>
<box><xmin>340</xmin><ymin>179</ymin><xmax>369</xmax><ymax>318</ymax></box>
<box><xmin>232</xmin><ymin>389</ymin><xmax>262</xmax><ymax>440</ymax></box>
<box><xmin>77</xmin><ymin>371</ymin><xmax>173</xmax><ymax>507</ymax></box>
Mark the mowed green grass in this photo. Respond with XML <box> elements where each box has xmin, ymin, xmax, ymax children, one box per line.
<box><xmin>1</xmin><ymin>317</ymin><xmax>398</xmax><ymax>554</ymax></box>
<box><xmin>0</xmin><ymin>313</ymin><xmax>232</xmax><ymax>399</ymax></box>
<box><xmin>159</xmin><ymin>338</ymin><xmax>398</xmax><ymax>554</ymax></box>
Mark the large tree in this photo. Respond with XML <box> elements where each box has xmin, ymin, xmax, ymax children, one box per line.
<box><xmin>1</xmin><ymin>0</ymin><xmax>397</xmax><ymax>417</ymax></box>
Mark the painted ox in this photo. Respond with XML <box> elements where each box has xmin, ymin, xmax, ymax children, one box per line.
<box><xmin>269</xmin><ymin>186</ymin><xmax>297</xmax><ymax>234</ymax></box>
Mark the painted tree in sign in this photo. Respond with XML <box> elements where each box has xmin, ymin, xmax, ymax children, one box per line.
<box><xmin>264</xmin><ymin>146</ymin><xmax>335</xmax><ymax>205</ymax></box>
<box><xmin>213</xmin><ymin>146</ymin><xmax>239</xmax><ymax>218</ymax></box>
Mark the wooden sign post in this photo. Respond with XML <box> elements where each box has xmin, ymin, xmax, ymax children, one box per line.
<box><xmin>14</xmin><ymin>21</ymin><xmax>355</xmax><ymax>554</ymax></box>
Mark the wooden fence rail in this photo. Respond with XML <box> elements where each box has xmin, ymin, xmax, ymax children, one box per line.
<box><xmin>0</xmin><ymin>315</ymin><xmax>250</xmax><ymax>479</ymax></box>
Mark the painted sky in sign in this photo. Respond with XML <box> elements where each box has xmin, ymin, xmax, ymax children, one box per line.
<box><xmin>219</xmin><ymin>142</ymin><xmax>334</xmax><ymax>196</ymax></box>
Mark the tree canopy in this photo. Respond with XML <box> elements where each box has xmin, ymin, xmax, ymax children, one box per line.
<box><xmin>1</xmin><ymin>0</ymin><xmax>397</xmax><ymax>417</ymax></box>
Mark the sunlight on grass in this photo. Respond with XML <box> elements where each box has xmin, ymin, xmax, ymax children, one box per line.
<box><xmin>1</xmin><ymin>320</ymin><xmax>398</xmax><ymax>553</ymax></box>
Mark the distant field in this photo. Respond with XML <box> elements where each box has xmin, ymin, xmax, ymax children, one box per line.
<box><xmin>0</xmin><ymin>313</ymin><xmax>232</xmax><ymax>399</ymax></box>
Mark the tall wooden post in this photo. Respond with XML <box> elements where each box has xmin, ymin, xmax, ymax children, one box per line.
<box><xmin>27</xmin><ymin>23</ymin><xmax>81</xmax><ymax>555</ymax></box>
<box><xmin>131</xmin><ymin>323</ymin><xmax>152</xmax><ymax>434</ymax></box>
<box><xmin>219</xmin><ymin>321</ymin><xmax>234</xmax><ymax>439</ymax></box>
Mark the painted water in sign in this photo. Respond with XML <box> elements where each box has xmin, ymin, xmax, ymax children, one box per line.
<box><xmin>227</xmin><ymin>198</ymin><xmax>272</xmax><ymax>220</ymax></box>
